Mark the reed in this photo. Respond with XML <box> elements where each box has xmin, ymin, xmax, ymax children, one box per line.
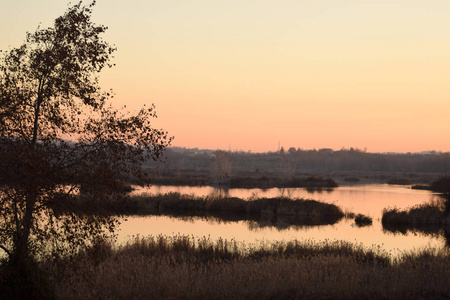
<box><xmin>41</xmin><ymin>235</ymin><xmax>450</xmax><ymax>300</ymax></box>
<box><xmin>122</xmin><ymin>193</ymin><xmax>346</xmax><ymax>226</ymax></box>
<box><xmin>382</xmin><ymin>199</ymin><xmax>450</xmax><ymax>235</ymax></box>
<box><xmin>382</xmin><ymin>201</ymin><xmax>446</xmax><ymax>226</ymax></box>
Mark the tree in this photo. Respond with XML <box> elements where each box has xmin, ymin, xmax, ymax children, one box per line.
<box><xmin>210</xmin><ymin>150</ymin><xmax>232</xmax><ymax>182</ymax></box>
<box><xmin>0</xmin><ymin>0</ymin><xmax>171</xmax><ymax>292</ymax></box>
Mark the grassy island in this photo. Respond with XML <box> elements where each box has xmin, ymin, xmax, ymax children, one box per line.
<box><xmin>62</xmin><ymin>193</ymin><xmax>347</xmax><ymax>228</ymax></box>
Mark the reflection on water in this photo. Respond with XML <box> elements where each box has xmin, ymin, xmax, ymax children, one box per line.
<box><xmin>122</xmin><ymin>184</ymin><xmax>447</xmax><ymax>256</ymax></box>
<box><xmin>133</xmin><ymin>184</ymin><xmax>439</xmax><ymax>219</ymax></box>
<box><xmin>167</xmin><ymin>213</ymin><xmax>340</xmax><ymax>231</ymax></box>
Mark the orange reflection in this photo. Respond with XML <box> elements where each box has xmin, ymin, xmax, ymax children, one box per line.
<box><xmin>121</xmin><ymin>184</ymin><xmax>445</xmax><ymax>256</ymax></box>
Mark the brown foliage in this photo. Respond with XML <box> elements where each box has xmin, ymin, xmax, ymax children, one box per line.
<box><xmin>42</xmin><ymin>235</ymin><xmax>450</xmax><ymax>300</ymax></box>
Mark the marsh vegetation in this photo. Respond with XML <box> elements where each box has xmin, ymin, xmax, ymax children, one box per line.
<box><xmin>382</xmin><ymin>198</ymin><xmax>450</xmax><ymax>236</ymax></box>
<box><xmin>151</xmin><ymin>172</ymin><xmax>338</xmax><ymax>189</ymax></box>
<box><xmin>382</xmin><ymin>176</ymin><xmax>450</xmax><ymax>236</ymax></box>
<box><xmin>38</xmin><ymin>235</ymin><xmax>450</xmax><ymax>300</ymax></box>
<box><xmin>2</xmin><ymin>2</ymin><xmax>450</xmax><ymax>299</ymax></box>
<box><xmin>119</xmin><ymin>184</ymin><xmax>448</xmax><ymax>250</ymax></box>
<box><xmin>354</xmin><ymin>214</ymin><xmax>373</xmax><ymax>227</ymax></box>
<box><xmin>57</xmin><ymin>192</ymin><xmax>348</xmax><ymax>228</ymax></box>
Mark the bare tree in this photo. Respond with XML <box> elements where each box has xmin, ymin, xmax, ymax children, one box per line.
<box><xmin>210</xmin><ymin>150</ymin><xmax>232</xmax><ymax>182</ymax></box>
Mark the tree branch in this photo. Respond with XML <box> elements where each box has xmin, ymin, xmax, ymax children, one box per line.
<box><xmin>0</xmin><ymin>244</ymin><xmax>11</xmax><ymax>257</ymax></box>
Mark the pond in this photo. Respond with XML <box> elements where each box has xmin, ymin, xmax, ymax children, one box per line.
<box><xmin>118</xmin><ymin>184</ymin><xmax>447</xmax><ymax>256</ymax></box>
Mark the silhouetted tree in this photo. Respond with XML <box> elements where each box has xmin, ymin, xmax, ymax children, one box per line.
<box><xmin>288</xmin><ymin>147</ymin><xmax>297</xmax><ymax>155</ymax></box>
<box><xmin>0</xmin><ymin>1</ymin><xmax>171</xmax><ymax>296</ymax></box>
<box><xmin>430</xmin><ymin>176</ymin><xmax>450</xmax><ymax>215</ymax></box>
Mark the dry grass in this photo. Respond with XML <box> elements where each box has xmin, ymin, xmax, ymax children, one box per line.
<box><xmin>120</xmin><ymin>193</ymin><xmax>346</xmax><ymax>227</ymax></box>
<box><xmin>41</xmin><ymin>235</ymin><xmax>450</xmax><ymax>300</ymax></box>
<box><xmin>55</xmin><ymin>192</ymin><xmax>355</xmax><ymax>229</ymax></box>
<box><xmin>382</xmin><ymin>198</ymin><xmax>450</xmax><ymax>235</ymax></box>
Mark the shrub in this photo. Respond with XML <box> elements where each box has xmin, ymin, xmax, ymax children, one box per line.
<box><xmin>382</xmin><ymin>200</ymin><xmax>448</xmax><ymax>234</ymax></box>
<box><xmin>354</xmin><ymin>214</ymin><xmax>372</xmax><ymax>227</ymax></box>
<box><xmin>431</xmin><ymin>176</ymin><xmax>450</xmax><ymax>194</ymax></box>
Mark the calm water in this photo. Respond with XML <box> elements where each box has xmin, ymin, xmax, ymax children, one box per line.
<box><xmin>119</xmin><ymin>184</ymin><xmax>447</xmax><ymax>256</ymax></box>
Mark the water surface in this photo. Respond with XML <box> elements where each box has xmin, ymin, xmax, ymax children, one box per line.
<box><xmin>121</xmin><ymin>184</ymin><xmax>446</xmax><ymax>256</ymax></box>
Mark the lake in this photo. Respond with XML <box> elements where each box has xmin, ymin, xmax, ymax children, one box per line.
<box><xmin>118</xmin><ymin>184</ymin><xmax>447</xmax><ymax>256</ymax></box>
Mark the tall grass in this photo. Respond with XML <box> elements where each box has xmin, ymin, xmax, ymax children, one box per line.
<box><xmin>382</xmin><ymin>198</ymin><xmax>450</xmax><ymax>234</ymax></box>
<box><xmin>41</xmin><ymin>235</ymin><xmax>450</xmax><ymax>300</ymax></box>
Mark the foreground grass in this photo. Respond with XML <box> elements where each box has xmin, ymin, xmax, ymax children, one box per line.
<box><xmin>40</xmin><ymin>235</ymin><xmax>450</xmax><ymax>300</ymax></box>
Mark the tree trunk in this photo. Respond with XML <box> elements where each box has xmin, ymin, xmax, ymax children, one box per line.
<box><xmin>10</xmin><ymin>92</ymin><xmax>42</xmax><ymax>268</ymax></box>
<box><xmin>31</xmin><ymin>93</ymin><xmax>42</xmax><ymax>149</ymax></box>
<box><xmin>10</xmin><ymin>189</ymin><xmax>36</xmax><ymax>269</ymax></box>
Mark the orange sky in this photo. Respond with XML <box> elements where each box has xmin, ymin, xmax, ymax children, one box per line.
<box><xmin>2</xmin><ymin>1</ymin><xmax>450</xmax><ymax>153</ymax></box>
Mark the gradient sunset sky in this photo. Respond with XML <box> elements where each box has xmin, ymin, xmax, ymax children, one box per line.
<box><xmin>2</xmin><ymin>1</ymin><xmax>450</xmax><ymax>153</ymax></box>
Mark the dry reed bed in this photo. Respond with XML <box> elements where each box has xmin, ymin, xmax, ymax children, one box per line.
<box><xmin>43</xmin><ymin>235</ymin><xmax>450</xmax><ymax>300</ymax></box>
<box><xmin>119</xmin><ymin>192</ymin><xmax>345</xmax><ymax>226</ymax></box>
<box><xmin>382</xmin><ymin>199</ymin><xmax>450</xmax><ymax>234</ymax></box>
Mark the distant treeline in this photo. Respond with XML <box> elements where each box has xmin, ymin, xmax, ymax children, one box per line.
<box><xmin>147</xmin><ymin>147</ymin><xmax>450</xmax><ymax>177</ymax></box>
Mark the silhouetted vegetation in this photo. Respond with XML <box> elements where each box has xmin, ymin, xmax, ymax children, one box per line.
<box><xmin>0</xmin><ymin>2</ymin><xmax>171</xmax><ymax>299</ymax></box>
<box><xmin>411</xmin><ymin>184</ymin><xmax>433</xmax><ymax>191</ymax></box>
<box><xmin>354</xmin><ymin>214</ymin><xmax>373</xmax><ymax>227</ymax></box>
<box><xmin>344</xmin><ymin>176</ymin><xmax>360</xmax><ymax>182</ymax></box>
<box><xmin>431</xmin><ymin>176</ymin><xmax>450</xmax><ymax>194</ymax></box>
<box><xmin>382</xmin><ymin>175</ymin><xmax>450</xmax><ymax>237</ymax></box>
<box><xmin>150</xmin><ymin>173</ymin><xmax>338</xmax><ymax>189</ymax></box>
<box><xmin>0</xmin><ymin>258</ymin><xmax>56</xmax><ymax>300</ymax></box>
<box><xmin>411</xmin><ymin>175</ymin><xmax>450</xmax><ymax>194</ymax></box>
<box><xmin>2</xmin><ymin>1</ymin><xmax>449</xmax><ymax>299</ymax></box>
<box><xmin>58</xmin><ymin>192</ymin><xmax>347</xmax><ymax>228</ymax></box>
<box><xmin>37</xmin><ymin>235</ymin><xmax>450</xmax><ymax>300</ymax></box>
<box><xmin>382</xmin><ymin>198</ymin><xmax>450</xmax><ymax>236</ymax></box>
<box><xmin>148</xmin><ymin>147</ymin><xmax>450</xmax><ymax>185</ymax></box>
<box><xmin>386</xmin><ymin>177</ymin><xmax>414</xmax><ymax>185</ymax></box>
<box><xmin>229</xmin><ymin>175</ymin><xmax>337</xmax><ymax>189</ymax></box>
<box><xmin>150</xmin><ymin>174</ymin><xmax>209</xmax><ymax>186</ymax></box>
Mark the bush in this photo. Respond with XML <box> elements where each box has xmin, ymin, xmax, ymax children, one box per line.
<box><xmin>431</xmin><ymin>176</ymin><xmax>450</xmax><ymax>194</ymax></box>
<box><xmin>354</xmin><ymin>214</ymin><xmax>372</xmax><ymax>227</ymax></box>
<box><xmin>382</xmin><ymin>200</ymin><xmax>448</xmax><ymax>234</ymax></box>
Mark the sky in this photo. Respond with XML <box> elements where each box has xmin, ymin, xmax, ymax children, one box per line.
<box><xmin>1</xmin><ymin>1</ymin><xmax>450</xmax><ymax>153</ymax></box>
